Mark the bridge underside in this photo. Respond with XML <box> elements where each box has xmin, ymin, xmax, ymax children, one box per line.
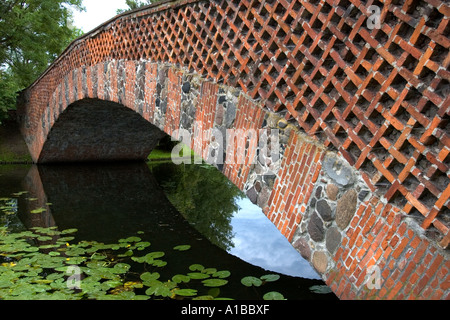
<box><xmin>38</xmin><ymin>99</ymin><xmax>166</xmax><ymax>163</ymax></box>
<box><xmin>17</xmin><ymin>0</ymin><xmax>450</xmax><ymax>300</ymax></box>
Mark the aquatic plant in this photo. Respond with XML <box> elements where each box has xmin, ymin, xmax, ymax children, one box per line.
<box><xmin>1</xmin><ymin>195</ymin><xmax>290</xmax><ymax>300</ymax></box>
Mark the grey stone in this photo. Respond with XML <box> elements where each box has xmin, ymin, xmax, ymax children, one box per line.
<box><xmin>308</xmin><ymin>212</ymin><xmax>325</xmax><ymax>242</ymax></box>
<box><xmin>257</xmin><ymin>187</ymin><xmax>271</xmax><ymax>208</ymax></box>
<box><xmin>293</xmin><ymin>237</ymin><xmax>311</xmax><ymax>261</ymax></box>
<box><xmin>254</xmin><ymin>180</ymin><xmax>262</xmax><ymax>192</ymax></box>
<box><xmin>358</xmin><ymin>189</ymin><xmax>370</xmax><ymax>201</ymax></box>
<box><xmin>182</xmin><ymin>82</ymin><xmax>191</xmax><ymax>93</ymax></box>
<box><xmin>326</xmin><ymin>183</ymin><xmax>339</xmax><ymax>201</ymax></box>
<box><xmin>312</xmin><ymin>251</ymin><xmax>328</xmax><ymax>274</ymax></box>
<box><xmin>278</xmin><ymin>119</ymin><xmax>288</xmax><ymax>129</ymax></box>
<box><xmin>316</xmin><ymin>199</ymin><xmax>333</xmax><ymax>221</ymax></box>
<box><xmin>336</xmin><ymin>189</ymin><xmax>358</xmax><ymax>230</ymax></box>
<box><xmin>326</xmin><ymin>227</ymin><xmax>342</xmax><ymax>254</ymax></box>
<box><xmin>263</xmin><ymin>174</ymin><xmax>276</xmax><ymax>189</ymax></box>
<box><xmin>215</xmin><ymin>104</ymin><xmax>224</xmax><ymax>126</ymax></box>
<box><xmin>315</xmin><ymin>186</ymin><xmax>322</xmax><ymax>198</ymax></box>
<box><xmin>246</xmin><ymin>186</ymin><xmax>258</xmax><ymax>204</ymax></box>
<box><xmin>218</xmin><ymin>95</ymin><xmax>226</xmax><ymax>104</ymax></box>
<box><xmin>323</xmin><ymin>154</ymin><xmax>355</xmax><ymax>186</ymax></box>
<box><xmin>225</xmin><ymin>102</ymin><xmax>236</xmax><ymax>128</ymax></box>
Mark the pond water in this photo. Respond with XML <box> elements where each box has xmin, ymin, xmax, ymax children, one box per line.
<box><xmin>0</xmin><ymin>161</ymin><xmax>337</xmax><ymax>300</ymax></box>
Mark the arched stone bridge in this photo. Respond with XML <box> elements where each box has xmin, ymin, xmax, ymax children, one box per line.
<box><xmin>17</xmin><ymin>0</ymin><xmax>449</xmax><ymax>299</ymax></box>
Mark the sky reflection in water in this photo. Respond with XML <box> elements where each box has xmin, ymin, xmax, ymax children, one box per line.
<box><xmin>229</xmin><ymin>197</ymin><xmax>320</xmax><ymax>280</ymax></box>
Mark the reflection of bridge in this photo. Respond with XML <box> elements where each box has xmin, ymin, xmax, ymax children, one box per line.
<box><xmin>19</xmin><ymin>163</ymin><xmax>329</xmax><ymax>300</ymax></box>
<box><xmin>17</xmin><ymin>0</ymin><xmax>449</xmax><ymax>299</ymax></box>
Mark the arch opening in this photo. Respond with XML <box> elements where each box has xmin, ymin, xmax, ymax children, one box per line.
<box><xmin>38</xmin><ymin>98</ymin><xmax>166</xmax><ymax>163</ymax></box>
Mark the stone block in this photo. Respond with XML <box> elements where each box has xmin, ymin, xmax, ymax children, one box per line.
<box><xmin>308</xmin><ymin>212</ymin><xmax>325</xmax><ymax>242</ymax></box>
<box><xmin>336</xmin><ymin>189</ymin><xmax>358</xmax><ymax>230</ymax></box>
<box><xmin>312</xmin><ymin>251</ymin><xmax>328</xmax><ymax>274</ymax></box>
<box><xmin>326</xmin><ymin>227</ymin><xmax>342</xmax><ymax>254</ymax></box>
<box><xmin>316</xmin><ymin>199</ymin><xmax>334</xmax><ymax>221</ymax></box>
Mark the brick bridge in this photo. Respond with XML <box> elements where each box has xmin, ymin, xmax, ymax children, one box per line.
<box><xmin>17</xmin><ymin>0</ymin><xmax>449</xmax><ymax>299</ymax></box>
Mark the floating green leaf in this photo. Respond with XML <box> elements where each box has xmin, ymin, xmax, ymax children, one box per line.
<box><xmin>30</xmin><ymin>208</ymin><xmax>46</xmax><ymax>214</ymax></box>
<box><xmin>202</xmin><ymin>279</ymin><xmax>228</xmax><ymax>287</ymax></box>
<box><xmin>208</xmin><ymin>288</ymin><xmax>220</xmax><ymax>298</ymax></box>
<box><xmin>187</xmin><ymin>272</ymin><xmax>210</xmax><ymax>280</ymax></box>
<box><xmin>146</xmin><ymin>251</ymin><xmax>165</xmax><ymax>259</ymax></box>
<box><xmin>140</xmin><ymin>272</ymin><xmax>160</xmax><ymax>282</ymax></box>
<box><xmin>204</xmin><ymin>268</ymin><xmax>217</xmax><ymax>275</ymax></box>
<box><xmin>172</xmin><ymin>274</ymin><xmax>190</xmax><ymax>284</ymax></box>
<box><xmin>189</xmin><ymin>264</ymin><xmax>204</xmax><ymax>272</ymax></box>
<box><xmin>241</xmin><ymin>276</ymin><xmax>262</xmax><ymax>287</ymax></box>
<box><xmin>263</xmin><ymin>291</ymin><xmax>285</xmax><ymax>300</ymax></box>
<box><xmin>309</xmin><ymin>285</ymin><xmax>333</xmax><ymax>294</ymax></box>
<box><xmin>213</xmin><ymin>270</ymin><xmax>231</xmax><ymax>279</ymax></box>
<box><xmin>12</xmin><ymin>191</ymin><xmax>28</xmax><ymax>196</ymax></box>
<box><xmin>173</xmin><ymin>245</ymin><xmax>191</xmax><ymax>251</ymax></box>
<box><xmin>173</xmin><ymin>288</ymin><xmax>197</xmax><ymax>297</ymax></box>
<box><xmin>145</xmin><ymin>281</ymin><xmax>176</xmax><ymax>297</ymax></box>
<box><xmin>119</xmin><ymin>236</ymin><xmax>141</xmax><ymax>243</ymax></box>
<box><xmin>61</xmin><ymin>229</ymin><xmax>78</xmax><ymax>235</ymax></box>
<box><xmin>136</xmin><ymin>241</ymin><xmax>151</xmax><ymax>250</ymax></box>
<box><xmin>112</xmin><ymin>263</ymin><xmax>131</xmax><ymax>274</ymax></box>
<box><xmin>150</xmin><ymin>259</ymin><xmax>167</xmax><ymax>268</ymax></box>
<box><xmin>260</xmin><ymin>274</ymin><xmax>280</xmax><ymax>282</ymax></box>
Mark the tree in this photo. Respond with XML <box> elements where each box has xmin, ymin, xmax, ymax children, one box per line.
<box><xmin>150</xmin><ymin>162</ymin><xmax>245</xmax><ymax>251</ymax></box>
<box><xmin>117</xmin><ymin>0</ymin><xmax>159</xmax><ymax>14</ymax></box>
<box><xmin>0</xmin><ymin>0</ymin><xmax>84</xmax><ymax>123</ymax></box>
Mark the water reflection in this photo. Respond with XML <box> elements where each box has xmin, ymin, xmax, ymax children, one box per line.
<box><xmin>151</xmin><ymin>162</ymin><xmax>320</xmax><ymax>279</ymax></box>
<box><xmin>231</xmin><ymin>198</ymin><xmax>320</xmax><ymax>279</ymax></box>
<box><xmin>0</xmin><ymin>162</ymin><xmax>333</xmax><ymax>299</ymax></box>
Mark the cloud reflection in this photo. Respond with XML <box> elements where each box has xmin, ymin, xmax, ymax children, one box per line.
<box><xmin>229</xmin><ymin>198</ymin><xmax>320</xmax><ymax>279</ymax></box>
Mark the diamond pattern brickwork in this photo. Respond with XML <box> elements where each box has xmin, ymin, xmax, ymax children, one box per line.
<box><xmin>27</xmin><ymin>0</ymin><xmax>450</xmax><ymax>246</ymax></box>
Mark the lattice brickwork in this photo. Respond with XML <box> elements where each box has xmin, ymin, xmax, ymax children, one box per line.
<box><xmin>29</xmin><ymin>0</ymin><xmax>450</xmax><ymax>246</ymax></box>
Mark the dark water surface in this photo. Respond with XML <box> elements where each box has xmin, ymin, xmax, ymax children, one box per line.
<box><xmin>0</xmin><ymin>162</ymin><xmax>337</xmax><ymax>300</ymax></box>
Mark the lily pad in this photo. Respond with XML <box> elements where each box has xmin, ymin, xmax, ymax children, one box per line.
<box><xmin>172</xmin><ymin>274</ymin><xmax>190</xmax><ymax>284</ymax></box>
<box><xmin>140</xmin><ymin>272</ymin><xmax>160</xmax><ymax>282</ymax></box>
<box><xmin>173</xmin><ymin>288</ymin><xmax>198</xmax><ymax>297</ymax></box>
<box><xmin>187</xmin><ymin>272</ymin><xmax>210</xmax><ymax>280</ymax></box>
<box><xmin>309</xmin><ymin>285</ymin><xmax>333</xmax><ymax>294</ymax></box>
<box><xmin>173</xmin><ymin>245</ymin><xmax>191</xmax><ymax>251</ymax></box>
<box><xmin>213</xmin><ymin>270</ymin><xmax>231</xmax><ymax>279</ymax></box>
<box><xmin>189</xmin><ymin>264</ymin><xmax>204</xmax><ymax>272</ymax></box>
<box><xmin>241</xmin><ymin>276</ymin><xmax>262</xmax><ymax>287</ymax></box>
<box><xmin>61</xmin><ymin>229</ymin><xmax>78</xmax><ymax>235</ymax></box>
<box><xmin>30</xmin><ymin>208</ymin><xmax>46</xmax><ymax>214</ymax></box>
<box><xmin>202</xmin><ymin>279</ymin><xmax>228</xmax><ymax>287</ymax></box>
<box><xmin>260</xmin><ymin>274</ymin><xmax>280</xmax><ymax>282</ymax></box>
<box><xmin>263</xmin><ymin>291</ymin><xmax>285</xmax><ymax>300</ymax></box>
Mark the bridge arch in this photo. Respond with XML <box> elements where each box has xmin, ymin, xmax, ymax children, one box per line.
<box><xmin>17</xmin><ymin>0</ymin><xmax>449</xmax><ymax>300</ymax></box>
<box><xmin>39</xmin><ymin>98</ymin><xmax>166</xmax><ymax>163</ymax></box>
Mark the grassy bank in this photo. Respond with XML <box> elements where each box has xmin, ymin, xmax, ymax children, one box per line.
<box><xmin>147</xmin><ymin>145</ymin><xmax>197</xmax><ymax>163</ymax></box>
<box><xmin>0</xmin><ymin>120</ymin><xmax>32</xmax><ymax>164</ymax></box>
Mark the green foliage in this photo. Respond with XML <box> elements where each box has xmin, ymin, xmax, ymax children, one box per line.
<box><xmin>309</xmin><ymin>285</ymin><xmax>333</xmax><ymax>294</ymax></box>
<box><xmin>151</xmin><ymin>162</ymin><xmax>245</xmax><ymax>251</ymax></box>
<box><xmin>116</xmin><ymin>0</ymin><xmax>160</xmax><ymax>14</ymax></box>
<box><xmin>263</xmin><ymin>291</ymin><xmax>285</xmax><ymax>300</ymax></box>
<box><xmin>0</xmin><ymin>0</ymin><xmax>85</xmax><ymax>122</ymax></box>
